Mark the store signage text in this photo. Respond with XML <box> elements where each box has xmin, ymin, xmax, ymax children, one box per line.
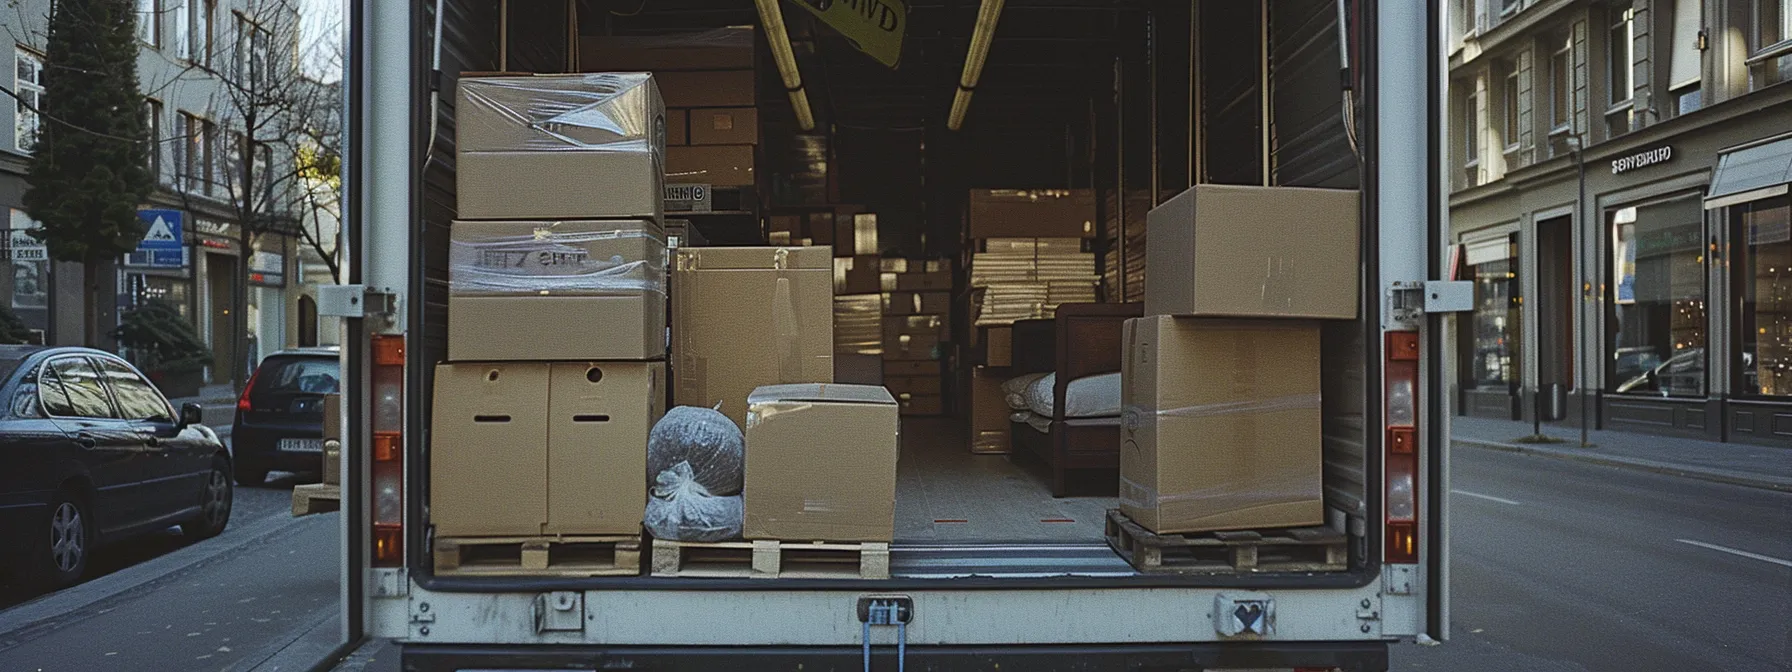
<box><xmin>1611</xmin><ymin>146</ymin><xmax>1673</xmax><ymax>175</ymax></box>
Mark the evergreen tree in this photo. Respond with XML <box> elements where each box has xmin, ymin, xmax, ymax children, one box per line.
<box><xmin>21</xmin><ymin>0</ymin><xmax>154</xmax><ymax>347</ymax></box>
<box><xmin>111</xmin><ymin>300</ymin><xmax>212</xmax><ymax>374</ymax></box>
<box><xmin>0</xmin><ymin>306</ymin><xmax>35</xmax><ymax>345</ymax></box>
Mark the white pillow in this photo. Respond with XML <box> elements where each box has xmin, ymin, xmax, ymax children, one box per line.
<box><xmin>1001</xmin><ymin>372</ymin><xmax>1048</xmax><ymax>411</ymax></box>
<box><xmin>1025</xmin><ymin>372</ymin><xmax>1123</xmax><ymax>419</ymax></box>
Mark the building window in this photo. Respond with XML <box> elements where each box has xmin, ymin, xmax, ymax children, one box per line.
<box><xmin>188</xmin><ymin>0</ymin><xmax>214</xmax><ymax>67</ymax></box>
<box><xmin>1609</xmin><ymin>4</ymin><xmax>1634</xmax><ymax>105</ymax></box>
<box><xmin>235</xmin><ymin>14</ymin><xmax>273</xmax><ymax>92</ymax></box>
<box><xmin>1501</xmin><ymin>0</ymin><xmax>1521</xmax><ymax>15</ymax></box>
<box><xmin>180</xmin><ymin>113</ymin><xmax>214</xmax><ymax>193</ymax></box>
<box><xmin>14</xmin><ymin>48</ymin><xmax>43</xmax><ymax>154</ymax></box>
<box><xmin>1667</xmin><ymin>0</ymin><xmax>1703</xmax><ymax>117</ymax></box>
<box><xmin>145</xmin><ymin>99</ymin><xmax>162</xmax><ymax>178</ymax></box>
<box><xmin>138</xmin><ymin>0</ymin><xmax>162</xmax><ymax>47</ymax></box>
<box><xmin>1463</xmin><ymin>234</ymin><xmax>1521</xmax><ymax>391</ymax></box>
<box><xmin>1502</xmin><ymin>68</ymin><xmax>1520</xmax><ymax>151</ymax></box>
<box><xmin>1608</xmin><ymin>197</ymin><xmax>1707</xmax><ymax>397</ymax></box>
<box><xmin>1463</xmin><ymin>90</ymin><xmax>1480</xmax><ymax>179</ymax></box>
<box><xmin>1673</xmin><ymin>85</ymin><xmax>1703</xmax><ymax>116</ymax></box>
<box><xmin>1735</xmin><ymin>196</ymin><xmax>1792</xmax><ymax>397</ymax></box>
<box><xmin>1549</xmin><ymin>39</ymin><xmax>1572</xmax><ymax>132</ymax></box>
<box><xmin>172</xmin><ymin>0</ymin><xmax>188</xmax><ymax>59</ymax></box>
<box><xmin>1752</xmin><ymin>0</ymin><xmax>1792</xmax><ymax>88</ymax></box>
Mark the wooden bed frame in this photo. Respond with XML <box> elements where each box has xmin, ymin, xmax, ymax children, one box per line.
<box><xmin>1009</xmin><ymin>302</ymin><xmax>1143</xmax><ymax>497</ymax></box>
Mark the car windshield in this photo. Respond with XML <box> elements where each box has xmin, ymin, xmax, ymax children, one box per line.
<box><xmin>256</xmin><ymin>357</ymin><xmax>340</xmax><ymax>394</ymax></box>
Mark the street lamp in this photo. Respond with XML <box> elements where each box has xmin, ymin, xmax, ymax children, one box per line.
<box><xmin>1565</xmin><ymin>134</ymin><xmax>1593</xmax><ymax>448</ymax></box>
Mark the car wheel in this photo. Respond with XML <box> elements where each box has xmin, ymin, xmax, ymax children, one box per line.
<box><xmin>233</xmin><ymin>454</ymin><xmax>269</xmax><ymax>487</ymax></box>
<box><xmin>23</xmin><ymin>489</ymin><xmax>90</xmax><ymax>591</ymax></box>
<box><xmin>184</xmin><ymin>457</ymin><xmax>234</xmax><ymax>539</ymax></box>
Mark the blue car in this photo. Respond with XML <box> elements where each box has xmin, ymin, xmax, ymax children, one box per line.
<box><xmin>0</xmin><ymin>346</ymin><xmax>231</xmax><ymax>590</ymax></box>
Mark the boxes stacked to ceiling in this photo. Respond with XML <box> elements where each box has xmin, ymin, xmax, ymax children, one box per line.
<box><xmin>879</xmin><ymin>258</ymin><xmax>952</xmax><ymax>416</ymax></box>
<box><xmin>582</xmin><ymin>30</ymin><xmax>758</xmax><ymax>194</ymax></box>
<box><xmin>1122</xmin><ymin>184</ymin><xmax>1360</xmax><ymax>536</ymax></box>
<box><xmin>830</xmin><ymin>207</ymin><xmax>883</xmax><ymax>385</ymax></box>
<box><xmin>432</xmin><ymin>73</ymin><xmax>670</xmax><ymax>543</ymax></box>
<box><xmin>963</xmin><ymin>189</ymin><xmax>1097</xmax><ymax>452</ymax></box>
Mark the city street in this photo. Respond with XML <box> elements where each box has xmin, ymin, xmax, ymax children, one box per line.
<box><xmin>1392</xmin><ymin>445</ymin><xmax>1792</xmax><ymax>671</ymax></box>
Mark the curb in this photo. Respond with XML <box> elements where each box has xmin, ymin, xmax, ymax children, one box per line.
<box><xmin>1454</xmin><ymin>438</ymin><xmax>1792</xmax><ymax>493</ymax></box>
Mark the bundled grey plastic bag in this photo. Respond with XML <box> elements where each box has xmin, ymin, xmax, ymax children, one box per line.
<box><xmin>643</xmin><ymin>461</ymin><xmax>742</xmax><ymax>542</ymax></box>
<box><xmin>647</xmin><ymin>405</ymin><xmax>745</xmax><ymax>496</ymax></box>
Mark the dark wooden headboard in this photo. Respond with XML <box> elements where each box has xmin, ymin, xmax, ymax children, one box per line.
<box><xmin>1054</xmin><ymin>303</ymin><xmax>1142</xmax><ymax>383</ymax></box>
<box><xmin>1012</xmin><ymin>318</ymin><xmax>1057</xmax><ymax>375</ymax></box>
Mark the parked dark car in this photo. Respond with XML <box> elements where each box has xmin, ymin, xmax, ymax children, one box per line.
<box><xmin>0</xmin><ymin>346</ymin><xmax>232</xmax><ymax>590</ymax></box>
<box><xmin>231</xmin><ymin>347</ymin><xmax>340</xmax><ymax>486</ymax></box>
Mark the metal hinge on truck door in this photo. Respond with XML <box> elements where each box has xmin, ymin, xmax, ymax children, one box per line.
<box><xmin>318</xmin><ymin>284</ymin><xmax>397</xmax><ymax>320</ymax></box>
<box><xmin>1213</xmin><ymin>592</ymin><xmax>1275</xmax><ymax>638</ymax></box>
<box><xmin>858</xmin><ymin>594</ymin><xmax>912</xmax><ymax>671</ymax></box>
<box><xmin>1389</xmin><ymin>280</ymin><xmax>1475</xmax><ymax>323</ymax></box>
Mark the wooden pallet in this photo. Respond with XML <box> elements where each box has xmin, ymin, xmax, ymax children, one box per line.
<box><xmin>290</xmin><ymin>483</ymin><xmax>340</xmax><ymax>517</ymax></box>
<box><xmin>433</xmin><ymin>535</ymin><xmax>642</xmax><ymax>577</ymax></box>
<box><xmin>1104</xmin><ymin>509</ymin><xmax>1348</xmax><ymax>574</ymax></box>
<box><xmin>650</xmin><ymin>539</ymin><xmax>891</xmax><ymax>579</ymax></box>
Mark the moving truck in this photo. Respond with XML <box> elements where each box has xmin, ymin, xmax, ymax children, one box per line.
<box><xmin>328</xmin><ymin>1</ymin><xmax>1453</xmax><ymax>669</ymax></box>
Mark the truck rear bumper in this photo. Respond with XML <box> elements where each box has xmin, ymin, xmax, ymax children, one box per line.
<box><xmin>400</xmin><ymin>642</ymin><xmax>1390</xmax><ymax>671</ymax></box>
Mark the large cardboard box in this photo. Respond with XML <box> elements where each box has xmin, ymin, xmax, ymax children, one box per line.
<box><xmin>579</xmin><ymin>31</ymin><xmax>755</xmax><ymax>71</ymax></box>
<box><xmin>834</xmin><ymin>213</ymin><xmax>878</xmax><ymax>256</ymax></box>
<box><xmin>457</xmin><ymin>74</ymin><xmax>664</xmax><ymax>221</ymax></box>
<box><xmin>743</xmin><ymin>384</ymin><xmax>899</xmax><ymax>542</ymax></box>
<box><xmin>883</xmin><ymin>331</ymin><xmax>940</xmax><ymax>361</ymax></box>
<box><xmin>1120</xmin><ymin>316</ymin><xmax>1325</xmax><ymax>534</ymax></box>
<box><xmin>545</xmin><ymin>361</ymin><xmax>666</xmax><ymax>535</ymax></box>
<box><xmin>689</xmin><ymin>107</ymin><xmax>759</xmax><ymax>145</ymax></box>
<box><xmin>430</xmin><ymin>362</ymin><xmax>665</xmax><ymax>538</ymax></box>
<box><xmin>673</xmin><ymin>247</ymin><xmax>834</xmax><ymax>427</ymax></box>
<box><xmin>896</xmin><ymin>394</ymin><xmax>942</xmax><ymax>416</ymax></box>
<box><xmin>448</xmin><ymin>220</ymin><xmax>667</xmax><ymax>361</ymax></box>
<box><xmin>983</xmin><ymin>326</ymin><xmax>1013</xmax><ymax>367</ymax></box>
<box><xmin>430</xmin><ymin>363</ymin><xmax>551</xmax><ymax>537</ymax></box>
<box><xmin>894</xmin><ymin>269</ymin><xmax>951</xmax><ymax>292</ymax></box>
<box><xmin>883</xmin><ymin>375</ymin><xmax>941</xmax><ymax>397</ymax></box>
<box><xmin>834</xmin><ymin>255</ymin><xmax>882</xmax><ymax>295</ymax></box>
<box><xmin>1144</xmin><ymin>185</ymin><xmax>1360</xmax><ymax>320</ymax></box>
<box><xmin>969</xmin><ymin>189</ymin><xmax>1096</xmax><ymax>239</ymax></box>
<box><xmin>667</xmin><ymin>145</ymin><xmax>755</xmax><ymax>186</ymax></box>
<box><xmin>969</xmin><ymin>367</ymin><xmax>1012</xmax><ymax>454</ymax></box>
<box><xmin>835</xmin><ymin>353</ymin><xmax>884</xmax><ymax>386</ymax></box>
<box><xmin>667</xmin><ymin>109</ymin><xmax>689</xmax><ymax>145</ymax></box>
<box><xmin>655</xmin><ymin>70</ymin><xmax>756</xmax><ymax>108</ymax></box>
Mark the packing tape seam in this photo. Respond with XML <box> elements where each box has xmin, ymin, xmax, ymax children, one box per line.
<box><xmin>449</xmin><ymin>259</ymin><xmax>667</xmax><ymax>295</ymax></box>
<box><xmin>1118</xmin><ymin>473</ymin><xmax>1318</xmax><ymax>510</ymax></box>
<box><xmin>1121</xmin><ymin>393</ymin><xmax>1322</xmax><ymax>428</ymax></box>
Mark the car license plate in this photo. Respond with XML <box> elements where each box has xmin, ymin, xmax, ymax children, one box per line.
<box><xmin>279</xmin><ymin>438</ymin><xmax>323</xmax><ymax>453</ymax></box>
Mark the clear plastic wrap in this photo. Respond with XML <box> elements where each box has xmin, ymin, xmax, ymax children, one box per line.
<box><xmin>644</xmin><ymin>461</ymin><xmax>743</xmax><ymax>542</ymax></box>
<box><xmin>458</xmin><ymin>73</ymin><xmax>660</xmax><ymax>155</ymax></box>
<box><xmin>448</xmin><ymin>222</ymin><xmax>667</xmax><ymax>296</ymax></box>
<box><xmin>647</xmin><ymin>406</ymin><xmax>745</xmax><ymax>496</ymax></box>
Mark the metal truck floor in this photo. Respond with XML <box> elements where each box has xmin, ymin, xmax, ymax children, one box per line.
<box><xmin>893</xmin><ymin>417</ymin><xmax>1116</xmax><ymax>544</ymax></box>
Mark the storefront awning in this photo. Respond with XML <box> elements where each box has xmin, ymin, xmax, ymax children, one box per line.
<box><xmin>1705</xmin><ymin>135</ymin><xmax>1792</xmax><ymax>209</ymax></box>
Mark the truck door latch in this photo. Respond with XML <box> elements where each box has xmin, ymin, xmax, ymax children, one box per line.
<box><xmin>533</xmin><ymin>591</ymin><xmax>584</xmax><ymax>633</ymax></box>
<box><xmin>857</xmin><ymin>594</ymin><xmax>912</xmax><ymax>672</ymax></box>
<box><xmin>1214</xmin><ymin>591</ymin><xmax>1276</xmax><ymax>638</ymax></box>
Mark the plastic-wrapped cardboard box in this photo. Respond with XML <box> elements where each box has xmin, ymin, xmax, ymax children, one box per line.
<box><xmin>456</xmin><ymin>73</ymin><xmax>664</xmax><ymax>221</ymax></box>
<box><xmin>673</xmin><ymin>247</ymin><xmax>834</xmax><ymax>427</ymax></box>
<box><xmin>1144</xmin><ymin>185</ymin><xmax>1359</xmax><ymax>320</ymax></box>
<box><xmin>1120</xmin><ymin>316</ymin><xmax>1324</xmax><ymax>534</ymax></box>
<box><xmin>743</xmin><ymin>384</ymin><xmax>898</xmax><ymax>542</ymax></box>
<box><xmin>447</xmin><ymin>219</ymin><xmax>667</xmax><ymax>361</ymax></box>
<box><xmin>430</xmin><ymin>361</ymin><xmax>665</xmax><ymax>538</ymax></box>
<box><xmin>689</xmin><ymin>107</ymin><xmax>758</xmax><ymax>145</ymax></box>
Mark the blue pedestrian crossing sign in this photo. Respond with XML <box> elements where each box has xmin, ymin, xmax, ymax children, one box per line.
<box><xmin>136</xmin><ymin>209</ymin><xmax>185</xmax><ymax>268</ymax></box>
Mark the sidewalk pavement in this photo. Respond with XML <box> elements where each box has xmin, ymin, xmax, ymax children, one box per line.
<box><xmin>1451</xmin><ymin>415</ymin><xmax>1792</xmax><ymax>492</ymax></box>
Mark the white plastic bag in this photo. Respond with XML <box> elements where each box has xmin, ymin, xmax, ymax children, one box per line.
<box><xmin>643</xmin><ymin>461</ymin><xmax>742</xmax><ymax>542</ymax></box>
<box><xmin>647</xmin><ymin>405</ymin><xmax>745</xmax><ymax>496</ymax></box>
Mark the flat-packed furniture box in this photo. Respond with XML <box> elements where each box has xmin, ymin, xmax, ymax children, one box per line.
<box><xmin>981</xmin><ymin>326</ymin><xmax>1013</xmax><ymax>367</ymax></box>
<box><xmin>688</xmin><ymin>107</ymin><xmax>758</xmax><ymax>145</ymax></box>
<box><xmin>893</xmin><ymin>269</ymin><xmax>951</xmax><ymax>291</ymax></box>
<box><xmin>833</xmin><ymin>294</ymin><xmax>883</xmax><ymax>356</ymax></box>
<box><xmin>1119</xmin><ymin>316</ymin><xmax>1324</xmax><ymax>535</ymax></box>
<box><xmin>834</xmin><ymin>213</ymin><xmax>879</xmax><ymax>257</ymax></box>
<box><xmin>743</xmin><ymin>384</ymin><xmax>899</xmax><ymax>542</ymax></box>
<box><xmin>448</xmin><ymin>219</ymin><xmax>667</xmax><ymax>361</ymax></box>
<box><xmin>666</xmin><ymin>109</ymin><xmax>689</xmax><ymax>145</ymax></box>
<box><xmin>969</xmin><ymin>189</ymin><xmax>1096</xmax><ymax>239</ymax></box>
<box><xmin>673</xmin><ymin>246</ymin><xmax>834</xmax><ymax>427</ymax></box>
<box><xmin>457</xmin><ymin>73</ymin><xmax>664</xmax><ymax>221</ymax></box>
<box><xmin>654</xmin><ymin>69</ymin><xmax>756</xmax><ymax>108</ymax></box>
<box><xmin>667</xmin><ymin>145</ymin><xmax>755</xmax><ymax>186</ymax></box>
<box><xmin>969</xmin><ymin>366</ymin><xmax>1012</xmax><ymax>454</ymax></box>
<box><xmin>430</xmin><ymin>361</ymin><xmax>667</xmax><ymax>537</ymax></box>
<box><xmin>834</xmin><ymin>352</ymin><xmax>884</xmax><ymax>386</ymax></box>
<box><xmin>1144</xmin><ymin>185</ymin><xmax>1360</xmax><ymax>320</ymax></box>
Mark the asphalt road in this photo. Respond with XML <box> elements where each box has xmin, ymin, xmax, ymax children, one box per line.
<box><xmin>1391</xmin><ymin>445</ymin><xmax>1792</xmax><ymax>671</ymax></box>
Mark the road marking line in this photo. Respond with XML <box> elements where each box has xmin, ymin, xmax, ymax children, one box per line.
<box><xmin>1451</xmin><ymin>489</ymin><xmax>1521</xmax><ymax>505</ymax></box>
<box><xmin>1674</xmin><ymin>539</ymin><xmax>1792</xmax><ymax>568</ymax></box>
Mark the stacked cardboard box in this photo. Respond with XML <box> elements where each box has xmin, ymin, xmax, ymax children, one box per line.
<box><xmin>825</xmin><ymin>207</ymin><xmax>881</xmax><ymax>385</ymax></box>
<box><xmin>1123</xmin><ymin>184</ymin><xmax>1360</xmax><ymax>536</ymax></box>
<box><xmin>582</xmin><ymin>30</ymin><xmax>758</xmax><ymax>189</ymax></box>
<box><xmin>432</xmin><ymin>73</ymin><xmax>670</xmax><ymax>540</ymax></box>
<box><xmin>744</xmin><ymin>384</ymin><xmax>900</xmax><ymax>542</ymax></box>
<box><xmin>672</xmin><ymin>246</ymin><xmax>836</xmax><ymax>428</ymax></box>
<box><xmin>877</xmin><ymin>259</ymin><xmax>950</xmax><ymax>416</ymax></box>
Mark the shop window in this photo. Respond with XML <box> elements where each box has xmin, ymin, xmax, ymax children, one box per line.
<box><xmin>1608</xmin><ymin>198</ymin><xmax>1707</xmax><ymax>397</ymax></box>
<box><xmin>1463</xmin><ymin>234</ymin><xmax>1521</xmax><ymax>391</ymax></box>
<box><xmin>1735</xmin><ymin>196</ymin><xmax>1792</xmax><ymax>397</ymax></box>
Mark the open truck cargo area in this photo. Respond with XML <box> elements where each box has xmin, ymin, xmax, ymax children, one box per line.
<box><xmin>336</xmin><ymin>1</ymin><xmax>1449</xmax><ymax>669</ymax></box>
